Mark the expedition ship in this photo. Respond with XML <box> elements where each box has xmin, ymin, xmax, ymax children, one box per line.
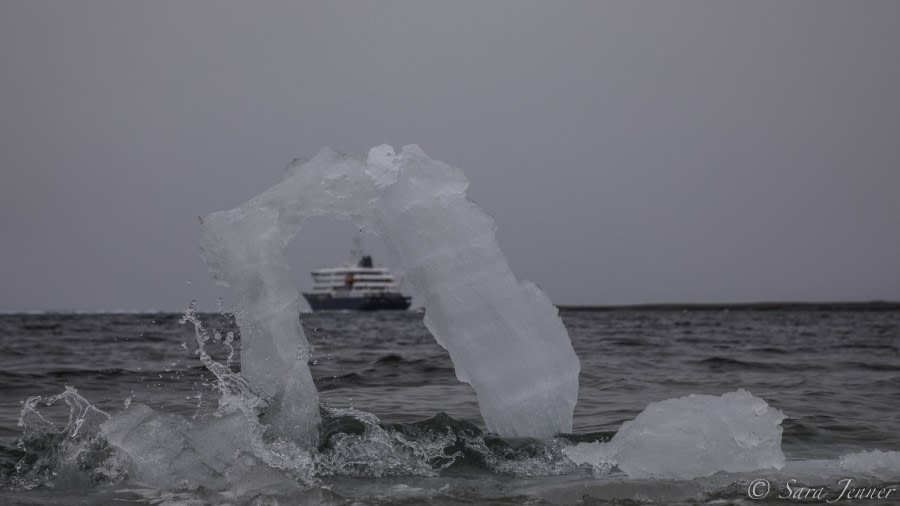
<box><xmin>301</xmin><ymin>240</ymin><xmax>411</xmax><ymax>311</ymax></box>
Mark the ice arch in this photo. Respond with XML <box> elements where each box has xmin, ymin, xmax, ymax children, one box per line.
<box><xmin>199</xmin><ymin>144</ymin><xmax>580</xmax><ymax>446</ymax></box>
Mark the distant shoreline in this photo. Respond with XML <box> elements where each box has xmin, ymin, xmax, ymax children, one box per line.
<box><xmin>2</xmin><ymin>301</ymin><xmax>899</xmax><ymax>315</ymax></box>
<box><xmin>557</xmin><ymin>301</ymin><xmax>900</xmax><ymax>312</ymax></box>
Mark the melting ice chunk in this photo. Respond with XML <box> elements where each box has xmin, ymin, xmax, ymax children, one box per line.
<box><xmin>565</xmin><ymin>390</ymin><xmax>786</xmax><ymax>479</ymax></box>
<box><xmin>840</xmin><ymin>450</ymin><xmax>900</xmax><ymax>480</ymax></box>
<box><xmin>101</xmin><ymin>404</ymin><xmax>312</xmax><ymax>491</ymax></box>
<box><xmin>199</xmin><ymin>144</ymin><xmax>580</xmax><ymax>442</ymax></box>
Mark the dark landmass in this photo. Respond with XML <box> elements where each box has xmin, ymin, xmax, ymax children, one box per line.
<box><xmin>558</xmin><ymin>301</ymin><xmax>900</xmax><ymax>312</ymax></box>
<box><xmin>3</xmin><ymin>301</ymin><xmax>899</xmax><ymax>315</ymax></box>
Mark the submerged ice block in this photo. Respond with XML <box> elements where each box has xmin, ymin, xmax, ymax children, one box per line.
<box><xmin>199</xmin><ymin>144</ymin><xmax>580</xmax><ymax>442</ymax></box>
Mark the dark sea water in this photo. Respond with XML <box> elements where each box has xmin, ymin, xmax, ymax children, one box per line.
<box><xmin>0</xmin><ymin>307</ymin><xmax>898</xmax><ymax>505</ymax></box>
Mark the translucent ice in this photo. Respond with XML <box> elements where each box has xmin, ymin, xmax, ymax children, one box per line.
<box><xmin>839</xmin><ymin>450</ymin><xmax>900</xmax><ymax>480</ymax></box>
<box><xmin>199</xmin><ymin>144</ymin><xmax>580</xmax><ymax>441</ymax></box>
<box><xmin>101</xmin><ymin>404</ymin><xmax>313</xmax><ymax>491</ymax></box>
<box><xmin>102</xmin><ymin>405</ymin><xmax>246</xmax><ymax>490</ymax></box>
<box><xmin>564</xmin><ymin>390</ymin><xmax>786</xmax><ymax>479</ymax></box>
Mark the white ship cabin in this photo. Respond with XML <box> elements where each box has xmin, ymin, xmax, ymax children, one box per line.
<box><xmin>309</xmin><ymin>256</ymin><xmax>402</xmax><ymax>295</ymax></box>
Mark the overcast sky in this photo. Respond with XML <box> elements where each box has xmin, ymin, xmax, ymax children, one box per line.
<box><xmin>1</xmin><ymin>1</ymin><xmax>898</xmax><ymax>311</ymax></box>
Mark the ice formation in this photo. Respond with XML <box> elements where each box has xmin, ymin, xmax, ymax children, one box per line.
<box><xmin>564</xmin><ymin>390</ymin><xmax>785</xmax><ymax>479</ymax></box>
<box><xmin>839</xmin><ymin>450</ymin><xmax>900</xmax><ymax>480</ymax></box>
<box><xmin>199</xmin><ymin>144</ymin><xmax>580</xmax><ymax>441</ymax></box>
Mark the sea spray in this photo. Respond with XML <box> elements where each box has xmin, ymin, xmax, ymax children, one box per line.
<box><xmin>95</xmin><ymin>309</ymin><xmax>317</xmax><ymax>491</ymax></box>
<box><xmin>179</xmin><ymin>303</ymin><xmax>270</xmax><ymax>418</ymax></box>
<box><xmin>9</xmin><ymin>388</ymin><xmax>127</xmax><ymax>490</ymax></box>
<box><xmin>199</xmin><ymin>144</ymin><xmax>580</xmax><ymax>440</ymax></box>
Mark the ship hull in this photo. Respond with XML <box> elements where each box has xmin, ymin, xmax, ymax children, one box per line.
<box><xmin>302</xmin><ymin>293</ymin><xmax>411</xmax><ymax>311</ymax></box>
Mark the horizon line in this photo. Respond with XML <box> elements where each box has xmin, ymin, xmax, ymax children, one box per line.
<box><xmin>2</xmin><ymin>300</ymin><xmax>898</xmax><ymax>315</ymax></box>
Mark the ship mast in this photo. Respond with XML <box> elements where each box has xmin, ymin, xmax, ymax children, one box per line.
<box><xmin>349</xmin><ymin>234</ymin><xmax>364</xmax><ymax>264</ymax></box>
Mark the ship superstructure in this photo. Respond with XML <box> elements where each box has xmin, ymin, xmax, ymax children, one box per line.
<box><xmin>302</xmin><ymin>239</ymin><xmax>411</xmax><ymax>311</ymax></box>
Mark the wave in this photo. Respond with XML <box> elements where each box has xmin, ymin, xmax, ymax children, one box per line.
<box><xmin>694</xmin><ymin>356</ymin><xmax>829</xmax><ymax>372</ymax></box>
<box><xmin>6</xmin><ymin>390</ymin><xmax>898</xmax><ymax>502</ymax></box>
<box><xmin>4</xmin><ymin>385</ymin><xmax>899</xmax><ymax>506</ymax></box>
<box><xmin>3</xmin><ymin>389</ymin><xmax>583</xmax><ymax>491</ymax></box>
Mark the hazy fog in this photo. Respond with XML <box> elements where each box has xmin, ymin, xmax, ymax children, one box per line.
<box><xmin>1</xmin><ymin>1</ymin><xmax>898</xmax><ymax>311</ymax></box>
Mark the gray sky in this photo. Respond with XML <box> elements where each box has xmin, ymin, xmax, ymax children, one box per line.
<box><xmin>1</xmin><ymin>1</ymin><xmax>898</xmax><ymax>311</ymax></box>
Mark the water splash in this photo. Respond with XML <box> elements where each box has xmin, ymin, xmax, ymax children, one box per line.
<box><xmin>315</xmin><ymin>408</ymin><xmax>460</xmax><ymax>478</ymax></box>
<box><xmin>178</xmin><ymin>302</ymin><xmax>270</xmax><ymax>419</ymax></box>
<box><xmin>6</xmin><ymin>309</ymin><xmax>580</xmax><ymax>496</ymax></box>
<box><xmin>11</xmin><ymin>388</ymin><xmax>122</xmax><ymax>489</ymax></box>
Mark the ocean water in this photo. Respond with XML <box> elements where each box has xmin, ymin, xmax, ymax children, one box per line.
<box><xmin>0</xmin><ymin>307</ymin><xmax>898</xmax><ymax>504</ymax></box>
